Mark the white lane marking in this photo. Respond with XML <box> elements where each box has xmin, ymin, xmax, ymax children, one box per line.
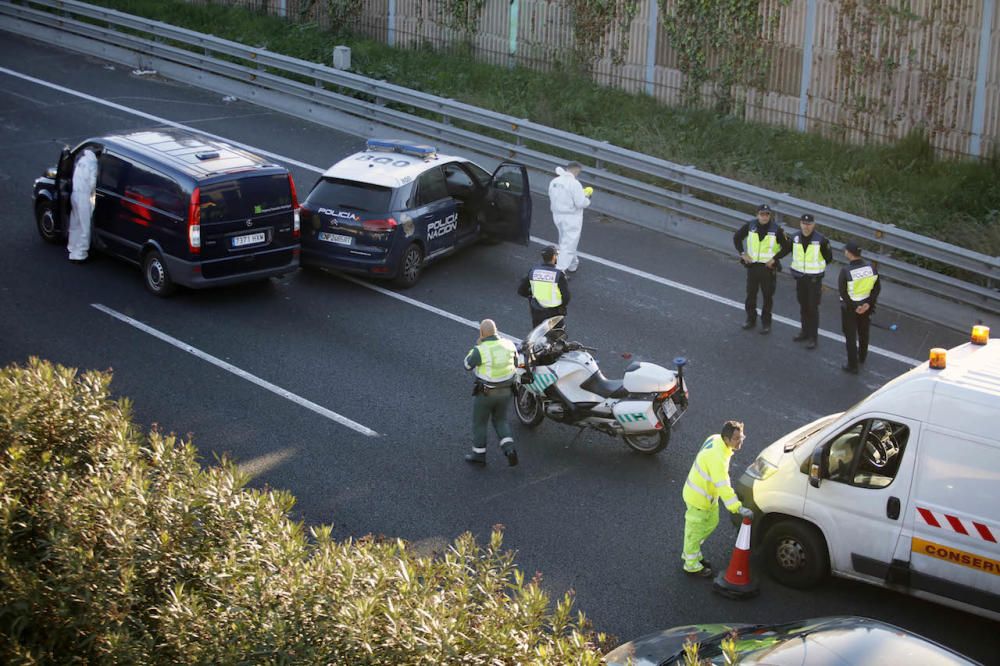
<box><xmin>0</xmin><ymin>67</ymin><xmax>326</xmax><ymax>174</ymax></box>
<box><xmin>0</xmin><ymin>66</ymin><xmax>917</xmax><ymax>366</ymax></box>
<box><xmin>335</xmin><ymin>273</ymin><xmax>522</xmax><ymax>344</ymax></box>
<box><xmin>531</xmin><ymin>236</ymin><xmax>921</xmax><ymax>367</ymax></box>
<box><xmin>91</xmin><ymin>304</ymin><xmax>380</xmax><ymax>437</ymax></box>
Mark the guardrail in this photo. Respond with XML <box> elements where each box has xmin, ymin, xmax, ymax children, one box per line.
<box><xmin>3</xmin><ymin>0</ymin><xmax>999</xmax><ymax>315</ymax></box>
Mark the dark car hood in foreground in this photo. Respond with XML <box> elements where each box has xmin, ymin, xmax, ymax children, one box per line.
<box><xmin>604</xmin><ymin>616</ymin><xmax>981</xmax><ymax>666</ymax></box>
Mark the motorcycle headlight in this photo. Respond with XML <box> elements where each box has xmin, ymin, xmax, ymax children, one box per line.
<box><xmin>746</xmin><ymin>456</ymin><xmax>779</xmax><ymax>481</ymax></box>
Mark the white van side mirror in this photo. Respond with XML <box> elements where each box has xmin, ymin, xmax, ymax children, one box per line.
<box><xmin>809</xmin><ymin>448</ymin><xmax>823</xmax><ymax>488</ymax></box>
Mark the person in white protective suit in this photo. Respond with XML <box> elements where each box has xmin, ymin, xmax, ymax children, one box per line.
<box><xmin>547</xmin><ymin>162</ymin><xmax>592</xmax><ymax>273</ymax></box>
<box><xmin>67</xmin><ymin>149</ymin><xmax>98</xmax><ymax>262</ymax></box>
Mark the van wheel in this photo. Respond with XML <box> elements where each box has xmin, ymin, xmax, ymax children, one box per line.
<box><xmin>36</xmin><ymin>201</ymin><xmax>62</xmax><ymax>244</ymax></box>
<box><xmin>393</xmin><ymin>243</ymin><xmax>423</xmax><ymax>288</ymax></box>
<box><xmin>762</xmin><ymin>519</ymin><xmax>829</xmax><ymax>588</ymax></box>
<box><xmin>142</xmin><ymin>250</ymin><xmax>175</xmax><ymax>297</ymax></box>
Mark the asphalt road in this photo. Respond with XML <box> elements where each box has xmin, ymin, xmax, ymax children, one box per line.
<box><xmin>1</xmin><ymin>33</ymin><xmax>995</xmax><ymax>660</ymax></box>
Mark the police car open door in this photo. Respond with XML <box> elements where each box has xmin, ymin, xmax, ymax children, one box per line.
<box><xmin>481</xmin><ymin>162</ymin><xmax>531</xmax><ymax>246</ymax></box>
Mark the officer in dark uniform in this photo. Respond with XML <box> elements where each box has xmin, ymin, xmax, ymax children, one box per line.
<box><xmin>518</xmin><ymin>245</ymin><xmax>571</xmax><ymax>328</ymax></box>
<box><xmin>838</xmin><ymin>241</ymin><xmax>881</xmax><ymax>374</ymax></box>
<box><xmin>733</xmin><ymin>205</ymin><xmax>791</xmax><ymax>334</ymax></box>
<box><xmin>789</xmin><ymin>213</ymin><xmax>833</xmax><ymax>349</ymax></box>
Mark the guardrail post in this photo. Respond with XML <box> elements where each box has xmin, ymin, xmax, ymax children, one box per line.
<box><xmin>970</xmin><ymin>0</ymin><xmax>995</xmax><ymax>157</ymax></box>
<box><xmin>797</xmin><ymin>0</ymin><xmax>817</xmax><ymax>132</ymax></box>
<box><xmin>644</xmin><ymin>0</ymin><xmax>658</xmax><ymax>96</ymax></box>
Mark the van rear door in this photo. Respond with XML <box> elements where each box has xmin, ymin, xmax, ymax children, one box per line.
<box><xmin>199</xmin><ymin>171</ymin><xmax>295</xmax><ymax>259</ymax></box>
<box><xmin>901</xmin><ymin>426</ymin><xmax>1000</xmax><ymax>615</ymax></box>
<box><xmin>804</xmin><ymin>415</ymin><xmax>919</xmax><ymax>580</ymax></box>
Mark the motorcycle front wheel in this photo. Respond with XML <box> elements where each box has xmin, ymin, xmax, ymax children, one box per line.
<box><xmin>623</xmin><ymin>426</ymin><xmax>670</xmax><ymax>455</ymax></box>
<box><xmin>514</xmin><ymin>384</ymin><xmax>545</xmax><ymax>427</ymax></box>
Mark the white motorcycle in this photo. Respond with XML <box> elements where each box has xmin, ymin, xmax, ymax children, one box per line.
<box><xmin>513</xmin><ymin>317</ymin><xmax>689</xmax><ymax>454</ymax></box>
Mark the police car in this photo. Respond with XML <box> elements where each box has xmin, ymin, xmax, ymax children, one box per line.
<box><xmin>300</xmin><ymin>139</ymin><xmax>532</xmax><ymax>287</ymax></box>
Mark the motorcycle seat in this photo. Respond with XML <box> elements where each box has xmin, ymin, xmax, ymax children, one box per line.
<box><xmin>580</xmin><ymin>370</ymin><xmax>628</xmax><ymax>398</ymax></box>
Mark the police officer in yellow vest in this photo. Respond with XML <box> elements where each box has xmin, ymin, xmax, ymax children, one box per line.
<box><xmin>790</xmin><ymin>213</ymin><xmax>833</xmax><ymax>350</ymax></box>
<box><xmin>518</xmin><ymin>245</ymin><xmax>571</xmax><ymax>327</ymax></box>
<box><xmin>682</xmin><ymin>421</ymin><xmax>753</xmax><ymax>576</ymax></box>
<box><xmin>838</xmin><ymin>241</ymin><xmax>881</xmax><ymax>374</ymax></box>
<box><xmin>734</xmin><ymin>205</ymin><xmax>791</xmax><ymax>334</ymax></box>
<box><xmin>463</xmin><ymin>319</ymin><xmax>520</xmax><ymax>466</ymax></box>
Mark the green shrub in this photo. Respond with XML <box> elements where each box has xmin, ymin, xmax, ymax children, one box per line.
<box><xmin>0</xmin><ymin>358</ymin><xmax>606</xmax><ymax>663</ymax></box>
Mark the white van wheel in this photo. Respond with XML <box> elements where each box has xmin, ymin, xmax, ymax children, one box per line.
<box><xmin>762</xmin><ymin>519</ymin><xmax>829</xmax><ymax>589</ymax></box>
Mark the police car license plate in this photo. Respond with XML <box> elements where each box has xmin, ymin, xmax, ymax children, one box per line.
<box><xmin>232</xmin><ymin>231</ymin><xmax>266</xmax><ymax>248</ymax></box>
<box><xmin>318</xmin><ymin>231</ymin><xmax>352</xmax><ymax>245</ymax></box>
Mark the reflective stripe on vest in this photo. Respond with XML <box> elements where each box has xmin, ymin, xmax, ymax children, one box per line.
<box><xmin>682</xmin><ymin>434</ymin><xmax>740</xmax><ymax>511</ymax></box>
<box><xmin>847</xmin><ymin>264</ymin><xmax>878</xmax><ymax>302</ymax></box>
<box><xmin>746</xmin><ymin>225</ymin><xmax>779</xmax><ymax>263</ymax></box>
<box><xmin>791</xmin><ymin>237</ymin><xmax>827</xmax><ymax>274</ymax></box>
<box><xmin>529</xmin><ymin>268</ymin><xmax>563</xmax><ymax>308</ymax></box>
<box><xmin>474</xmin><ymin>338</ymin><xmax>517</xmax><ymax>383</ymax></box>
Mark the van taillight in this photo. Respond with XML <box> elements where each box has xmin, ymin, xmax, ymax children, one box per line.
<box><xmin>363</xmin><ymin>217</ymin><xmax>397</xmax><ymax>232</ymax></box>
<box><xmin>288</xmin><ymin>174</ymin><xmax>300</xmax><ymax>239</ymax></box>
<box><xmin>188</xmin><ymin>187</ymin><xmax>201</xmax><ymax>255</ymax></box>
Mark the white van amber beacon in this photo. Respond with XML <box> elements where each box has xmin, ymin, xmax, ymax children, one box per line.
<box><xmin>736</xmin><ymin>326</ymin><xmax>999</xmax><ymax>620</ymax></box>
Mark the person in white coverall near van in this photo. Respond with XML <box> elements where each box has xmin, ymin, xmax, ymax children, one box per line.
<box><xmin>67</xmin><ymin>149</ymin><xmax>98</xmax><ymax>262</ymax></box>
<box><xmin>547</xmin><ymin>161</ymin><xmax>591</xmax><ymax>274</ymax></box>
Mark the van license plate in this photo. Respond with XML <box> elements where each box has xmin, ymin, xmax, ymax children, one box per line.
<box><xmin>232</xmin><ymin>232</ymin><xmax>266</xmax><ymax>247</ymax></box>
<box><xmin>319</xmin><ymin>232</ymin><xmax>352</xmax><ymax>245</ymax></box>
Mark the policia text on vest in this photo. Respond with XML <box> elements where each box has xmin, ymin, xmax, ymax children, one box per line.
<box><xmin>463</xmin><ymin>319</ymin><xmax>520</xmax><ymax>466</ymax></box>
<box><xmin>518</xmin><ymin>246</ymin><xmax>571</xmax><ymax>328</ymax></box>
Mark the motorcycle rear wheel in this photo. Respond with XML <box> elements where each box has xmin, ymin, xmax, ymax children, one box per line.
<box><xmin>623</xmin><ymin>426</ymin><xmax>670</xmax><ymax>455</ymax></box>
<box><xmin>514</xmin><ymin>384</ymin><xmax>544</xmax><ymax>427</ymax></box>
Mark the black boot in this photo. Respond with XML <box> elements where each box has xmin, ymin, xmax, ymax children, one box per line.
<box><xmin>464</xmin><ymin>450</ymin><xmax>486</xmax><ymax>465</ymax></box>
<box><xmin>501</xmin><ymin>439</ymin><xmax>518</xmax><ymax>467</ymax></box>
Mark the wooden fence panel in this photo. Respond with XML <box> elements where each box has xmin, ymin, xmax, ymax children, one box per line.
<box><xmin>190</xmin><ymin>0</ymin><xmax>1000</xmax><ymax>158</ymax></box>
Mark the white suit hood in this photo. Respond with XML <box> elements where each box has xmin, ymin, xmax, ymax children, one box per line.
<box><xmin>548</xmin><ymin>167</ymin><xmax>590</xmax><ymax>215</ymax></box>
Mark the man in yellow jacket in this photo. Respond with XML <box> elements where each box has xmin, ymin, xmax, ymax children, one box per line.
<box><xmin>681</xmin><ymin>421</ymin><xmax>754</xmax><ymax>576</ymax></box>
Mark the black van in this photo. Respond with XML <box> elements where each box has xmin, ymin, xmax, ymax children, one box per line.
<box><xmin>32</xmin><ymin>128</ymin><xmax>300</xmax><ymax>296</ymax></box>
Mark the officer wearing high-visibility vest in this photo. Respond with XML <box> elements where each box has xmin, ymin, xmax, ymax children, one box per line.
<box><xmin>789</xmin><ymin>213</ymin><xmax>833</xmax><ymax>350</ymax></box>
<box><xmin>681</xmin><ymin>421</ymin><xmax>753</xmax><ymax>577</ymax></box>
<box><xmin>838</xmin><ymin>241</ymin><xmax>881</xmax><ymax>374</ymax></box>
<box><xmin>518</xmin><ymin>245</ymin><xmax>571</xmax><ymax>327</ymax></box>
<box><xmin>463</xmin><ymin>318</ymin><xmax>520</xmax><ymax>466</ymax></box>
<box><xmin>733</xmin><ymin>204</ymin><xmax>791</xmax><ymax>334</ymax></box>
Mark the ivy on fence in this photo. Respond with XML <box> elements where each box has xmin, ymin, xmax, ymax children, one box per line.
<box><xmin>659</xmin><ymin>0</ymin><xmax>790</xmax><ymax>112</ymax></box>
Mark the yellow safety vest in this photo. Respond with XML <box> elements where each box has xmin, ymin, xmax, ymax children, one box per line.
<box><xmin>529</xmin><ymin>267</ymin><xmax>563</xmax><ymax>308</ymax></box>
<box><xmin>746</xmin><ymin>225</ymin><xmax>780</xmax><ymax>263</ymax></box>
<box><xmin>683</xmin><ymin>435</ymin><xmax>742</xmax><ymax>513</ymax></box>
<box><xmin>467</xmin><ymin>338</ymin><xmax>517</xmax><ymax>384</ymax></box>
<box><xmin>791</xmin><ymin>235</ymin><xmax>827</xmax><ymax>274</ymax></box>
<box><xmin>847</xmin><ymin>263</ymin><xmax>878</xmax><ymax>302</ymax></box>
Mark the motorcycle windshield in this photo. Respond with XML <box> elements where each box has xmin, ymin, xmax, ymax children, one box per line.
<box><xmin>525</xmin><ymin>316</ymin><xmax>563</xmax><ymax>347</ymax></box>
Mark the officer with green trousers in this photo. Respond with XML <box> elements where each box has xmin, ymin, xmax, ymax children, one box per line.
<box><xmin>681</xmin><ymin>421</ymin><xmax>753</xmax><ymax>576</ymax></box>
<box><xmin>463</xmin><ymin>319</ymin><xmax>519</xmax><ymax>466</ymax></box>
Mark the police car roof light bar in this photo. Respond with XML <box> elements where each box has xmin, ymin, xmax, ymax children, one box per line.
<box><xmin>365</xmin><ymin>138</ymin><xmax>437</xmax><ymax>159</ymax></box>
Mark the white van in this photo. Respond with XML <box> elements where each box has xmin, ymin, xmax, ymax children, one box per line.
<box><xmin>735</xmin><ymin>329</ymin><xmax>999</xmax><ymax>621</ymax></box>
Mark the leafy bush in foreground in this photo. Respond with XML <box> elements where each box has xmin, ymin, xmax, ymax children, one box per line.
<box><xmin>0</xmin><ymin>358</ymin><xmax>605</xmax><ymax>664</ymax></box>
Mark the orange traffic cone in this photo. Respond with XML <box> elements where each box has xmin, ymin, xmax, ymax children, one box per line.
<box><xmin>713</xmin><ymin>516</ymin><xmax>759</xmax><ymax>599</ymax></box>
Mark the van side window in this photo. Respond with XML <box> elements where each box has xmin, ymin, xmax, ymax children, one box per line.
<box><xmin>124</xmin><ymin>162</ymin><xmax>185</xmax><ymax>218</ymax></box>
<box><xmin>98</xmin><ymin>153</ymin><xmax>129</xmax><ymax>196</ymax></box>
<box><xmin>824</xmin><ymin>419</ymin><xmax>910</xmax><ymax>489</ymax></box>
